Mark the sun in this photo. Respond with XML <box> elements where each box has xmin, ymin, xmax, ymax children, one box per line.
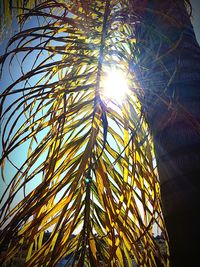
<box><xmin>102</xmin><ymin>69</ymin><xmax>129</xmax><ymax>103</ymax></box>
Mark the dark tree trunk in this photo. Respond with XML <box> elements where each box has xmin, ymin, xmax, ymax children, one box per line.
<box><xmin>135</xmin><ymin>1</ymin><xmax>200</xmax><ymax>266</ymax></box>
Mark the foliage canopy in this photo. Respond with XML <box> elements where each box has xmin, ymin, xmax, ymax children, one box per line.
<box><xmin>0</xmin><ymin>1</ymin><xmax>171</xmax><ymax>266</ymax></box>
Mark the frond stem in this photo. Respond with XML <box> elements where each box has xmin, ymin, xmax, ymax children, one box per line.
<box><xmin>95</xmin><ymin>0</ymin><xmax>111</xmax><ymax>104</ymax></box>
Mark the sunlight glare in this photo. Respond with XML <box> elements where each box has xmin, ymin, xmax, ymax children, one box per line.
<box><xmin>102</xmin><ymin>69</ymin><xmax>129</xmax><ymax>103</ymax></box>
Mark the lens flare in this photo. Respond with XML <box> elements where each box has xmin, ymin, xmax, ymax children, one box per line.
<box><xmin>102</xmin><ymin>69</ymin><xmax>129</xmax><ymax>103</ymax></box>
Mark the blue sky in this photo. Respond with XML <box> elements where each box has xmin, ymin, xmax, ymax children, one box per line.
<box><xmin>191</xmin><ymin>0</ymin><xmax>200</xmax><ymax>43</ymax></box>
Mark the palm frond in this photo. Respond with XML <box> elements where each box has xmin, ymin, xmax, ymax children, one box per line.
<box><xmin>0</xmin><ymin>0</ymin><xmax>44</xmax><ymax>41</ymax></box>
<box><xmin>0</xmin><ymin>1</ymin><xmax>169</xmax><ymax>266</ymax></box>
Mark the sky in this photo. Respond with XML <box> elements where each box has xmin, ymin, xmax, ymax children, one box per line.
<box><xmin>190</xmin><ymin>0</ymin><xmax>200</xmax><ymax>44</ymax></box>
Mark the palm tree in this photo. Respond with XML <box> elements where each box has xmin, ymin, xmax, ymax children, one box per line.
<box><xmin>134</xmin><ymin>1</ymin><xmax>200</xmax><ymax>266</ymax></box>
<box><xmin>0</xmin><ymin>0</ymin><xmax>199</xmax><ymax>266</ymax></box>
<box><xmin>0</xmin><ymin>1</ymin><xmax>169</xmax><ymax>266</ymax></box>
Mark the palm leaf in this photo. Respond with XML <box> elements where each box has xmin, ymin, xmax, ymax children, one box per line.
<box><xmin>0</xmin><ymin>1</ymin><xmax>169</xmax><ymax>266</ymax></box>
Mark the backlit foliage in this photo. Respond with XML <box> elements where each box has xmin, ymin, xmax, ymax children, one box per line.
<box><xmin>0</xmin><ymin>1</ymin><xmax>169</xmax><ymax>266</ymax></box>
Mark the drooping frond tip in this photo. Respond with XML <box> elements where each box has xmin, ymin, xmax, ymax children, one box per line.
<box><xmin>0</xmin><ymin>0</ymin><xmax>43</xmax><ymax>41</ymax></box>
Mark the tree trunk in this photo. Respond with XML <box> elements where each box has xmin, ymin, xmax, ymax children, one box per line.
<box><xmin>136</xmin><ymin>1</ymin><xmax>200</xmax><ymax>266</ymax></box>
